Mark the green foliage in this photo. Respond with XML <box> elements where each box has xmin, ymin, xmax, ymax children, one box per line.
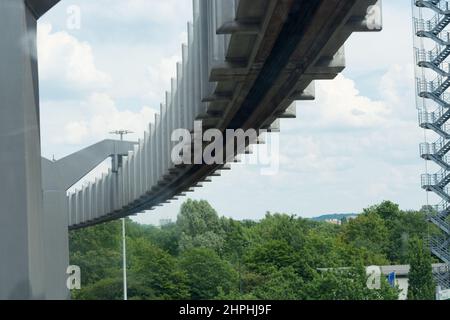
<box><xmin>69</xmin><ymin>199</ymin><xmax>431</xmax><ymax>300</ymax></box>
<box><xmin>340</xmin><ymin>210</ymin><xmax>390</xmax><ymax>263</ymax></box>
<box><xmin>177</xmin><ymin>199</ymin><xmax>221</xmax><ymax>237</ymax></box>
<box><xmin>304</xmin><ymin>265</ymin><xmax>399</xmax><ymax>300</ymax></box>
<box><xmin>407</xmin><ymin>237</ymin><xmax>436</xmax><ymax>300</ymax></box>
<box><xmin>73</xmin><ymin>277</ymin><xmax>124</xmax><ymax>300</ymax></box>
<box><xmin>251</xmin><ymin>267</ymin><xmax>305</xmax><ymax>300</ymax></box>
<box><xmin>177</xmin><ymin>199</ymin><xmax>225</xmax><ymax>254</ymax></box>
<box><xmin>180</xmin><ymin>248</ymin><xmax>238</xmax><ymax>300</ymax></box>
<box><xmin>128</xmin><ymin>238</ymin><xmax>190</xmax><ymax>299</ymax></box>
<box><xmin>70</xmin><ymin>221</ymin><xmax>122</xmax><ymax>285</ymax></box>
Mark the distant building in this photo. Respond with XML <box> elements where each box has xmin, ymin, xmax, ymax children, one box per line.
<box><xmin>325</xmin><ymin>219</ymin><xmax>342</xmax><ymax>226</ymax></box>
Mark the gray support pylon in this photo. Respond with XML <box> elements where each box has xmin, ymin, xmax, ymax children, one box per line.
<box><xmin>146</xmin><ymin>123</ymin><xmax>155</xmax><ymax>193</ymax></box>
<box><xmin>135</xmin><ymin>140</ymin><xmax>144</xmax><ymax>199</ymax></box>
<box><xmin>208</xmin><ymin>0</ymin><xmax>216</xmax><ymax>66</ymax></box>
<box><xmin>117</xmin><ymin>166</ymin><xmax>124</xmax><ymax>210</ymax></box>
<box><xmin>154</xmin><ymin>114</ymin><xmax>161</xmax><ymax>185</ymax></box>
<box><xmin>105</xmin><ymin>170</ymin><xmax>112</xmax><ymax>215</ymax></box>
<box><xmin>101</xmin><ymin>175</ymin><xmax>106</xmax><ymax>218</ymax></box>
<box><xmin>193</xmin><ymin>0</ymin><xmax>202</xmax><ymax>117</ymax></box>
<box><xmin>89</xmin><ymin>182</ymin><xmax>99</xmax><ymax>221</ymax></box>
<box><xmin>84</xmin><ymin>183</ymin><xmax>89</xmax><ymax>222</ymax></box>
<box><xmin>68</xmin><ymin>193</ymin><xmax>74</xmax><ymax>226</ymax></box>
<box><xmin>177</xmin><ymin>62</ymin><xmax>184</xmax><ymax>132</ymax></box>
<box><xmin>199</xmin><ymin>0</ymin><xmax>210</xmax><ymax>110</ymax></box>
<box><xmin>173</xmin><ymin>75</ymin><xmax>179</xmax><ymax>161</ymax></box>
<box><xmin>93</xmin><ymin>182</ymin><xmax>98</xmax><ymax>221</ymax></box>
<box><xmin>133</xmin><ymin>143</ymin><xmax>139</xmax><ymax>199</ymax></box>
<box><xmin>125</xmin><ymin>154</ymin><xmax>131</xmax><ymax>206</ymax></box>
<box><xmin>170</xmin><ymin>78</ymin><xmax>176</xmax><ymax>167</ymax></box>
<box><xmin>125</xmin><ymin>153</ymin><xmax>131</xmax><ymax>205</ymax></box>
<box><xmin>139</xmin><ymin>139</ymin><xmax>145</xmax><ymax>196</ymax></box>
<box><xmin>126</xmin><ymin>152</ymin><xmax>132</xmax><ymax>205</ymax></box>
<box><xmin>71</xmin><ymin>193</ymin><xmax>77</xmax><ymax>225</ymax></box>
<box><xmin>135</xmin><ymin>143</ymin><xmax>140</xmax><ymax>198</ymax></box>
<box><xmin>41</xmin><ymin>158</ymin><xmax>70</xmax><ymax>300</ymax></box>
<box><xmin>0</xmin><ymin>1</ymin><xmax>46</xmax><ymax>300</ymax></box>
<box><xmin>149</xmin><ymin>123</ymin><xmax>156</xmax><ymax>188</ymax></box>
<box><xmin>131</xmin><ymin>146</ymin><xmax>137</xmax><ymax>200</ymax></box>
<box><xmin>96</xmin><ymin>178</ymin><xmax>101</xmax><ymax>219</ymax></box>
<box><xmin>188</xmin><ymin>22</ymin><xmax>195</xmax><ymax>131</ymax></box>
<box><xmin>120</xmin><ymin>161</ymin><xmax>126</xmax><ymax>209</ymax></box>
<box><xmin>166</xmin><ymin>91</ymin><xmax>172</xmax><ymax>171</ymax></box>
<box><xmin>93</xmin><ymin>182</ymin><xmax>99</xmax><ymax>221</ymax></box>
<box><xmin>182</xmin><ymin>44</ymin><xmax>189</xmax><ymax>130</ymax></box>
<box><xmin>161</xmin><ymin>102</ymin><xmax>168</xmax><ymax>175</ymax></box>
<box><xmin>75</xmin><ymin>191</ymin><xmax>81</xmax><ymax>226</ymax></box>
<box><xmin>126</xmin><ymin>155</ymin><xmax>131</xmax><ymax>204</ymax></box>
<box><xmin>142</xmin><ymin>133</ymin><xmax>148</xmax><ymax>194</ymax></box>
<box><xmin>81</xmin><ymin>188</ymin><xmax>86</xmax><ymax>229</ymax></box>
<box><xmin>159</xmin><ymin>104</ymin><xmax>165</xmax><ymax>178</ymax></box>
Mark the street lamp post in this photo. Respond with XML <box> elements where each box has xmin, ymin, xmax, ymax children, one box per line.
<box><xmin>109</xmin><ymin>130</ymin><xmax>133</xmax><ymax>301</ymax></box>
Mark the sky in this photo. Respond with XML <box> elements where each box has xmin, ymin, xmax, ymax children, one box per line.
<box><xmin>37</xmin><ymin>1</ymin><xmax>429</xmax><ymax>225</ymax></box>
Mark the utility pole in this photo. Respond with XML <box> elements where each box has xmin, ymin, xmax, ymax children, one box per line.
<box><xmin>109</xmin><ymin>130</ymin><xmax>133</xmax><ymax>301</ymax></box>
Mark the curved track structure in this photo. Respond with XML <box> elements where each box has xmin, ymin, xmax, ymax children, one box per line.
<box><xmin>68</xmin><ymin>0</ymin><xmax>383</xmax><ymax>230</ymax></box>
<box><xmin>414</xmin><ymin>0</ymin><xmax>450</xmax><ymax>289</ymax></box>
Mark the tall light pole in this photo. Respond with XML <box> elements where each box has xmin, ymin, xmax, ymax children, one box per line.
<box><xmin>109</xmin><ymin>130</ymin><xmax>133</xmax><ymax>301</ymax></box>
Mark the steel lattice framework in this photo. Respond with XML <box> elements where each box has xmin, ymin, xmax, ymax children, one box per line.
<box><xmin>414</xmin><ymin>0</ymin><xmax>450</xmax><ymax>289</ymax></box>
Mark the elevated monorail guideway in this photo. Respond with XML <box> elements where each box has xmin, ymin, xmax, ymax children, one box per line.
<box><xmin>67</xmin><ymin>0</ymin><xmax>383</xmax><ymax>230</ymax></box>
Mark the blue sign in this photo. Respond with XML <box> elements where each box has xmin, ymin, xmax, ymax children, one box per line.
<box><xmin>387</xmin><ymin>272</ymin><xmax>396</xmax><ymax>287</ymax></box>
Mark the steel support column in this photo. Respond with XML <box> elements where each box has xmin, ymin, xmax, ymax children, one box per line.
<box><xmin>0</xmin><ymin>0</ymin><xmax>45</xmax><ymax>300</ymax></box>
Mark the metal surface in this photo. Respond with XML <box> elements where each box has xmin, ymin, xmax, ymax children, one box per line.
<box><xmin>413</xmin><ymin>0</ymin><xmax>450</xmax><ymax>289</ymax></box>
<box><xmin>41</xmin><ymin>140</ymin><xmax>136</xmax><ymax>299</ymax></box>
<box><xmin>0</xmin><ymin>0</ymin><xmax>46</xmax><ymax>300</ymax></box>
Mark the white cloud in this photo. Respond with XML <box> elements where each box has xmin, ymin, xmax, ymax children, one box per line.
<box><xmin>145</xmin><ymin>54</ymin><xmax>181</xmax><ymax>103</ymax></box>
<box><xmin>62</xmin><ymin>93</ymin><xmax>157</xmax><ymax>145</ymax></box>
<box><xmin>37</xmin><ymin>23</ymin><xmax>111</xmax><ymax>90</ymax></box>
<box><xmin>64</xmin><ymin>121</ymin><xmax>89</xmax><ymax>144</ymax></box>
<box><xmin>80</xmin><ymin>0</ymin><xmax>192</xmax><ymax>24</ymax></box>
<box><xmin>344</xmin><ymin>2</ymin><xmax>414</xmax><ymax>74</ymax></box>
<box><xmin>299</xmin><ymin>75</ymin><xmax>390</xmax><ymax>130</ymax></box>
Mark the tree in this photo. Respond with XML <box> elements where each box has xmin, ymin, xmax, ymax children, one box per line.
<box><xmin>69</xmin><ymin>221</ymin><xmax>122</xmax><ymax>286</ymax></box>
<box><xmin>407</xmin><ymin>237</ymin><xmax>436</xmax><ymax>300</ymax></box>
<box><xmin>177</xmin><ymin>199</ymin><xmax>225</xmax><ymax>254</ymax></box>
<box><xmin>362</xmin><ymin>202</ymin><xmax>429</xmax><ymax>264</ymax></box>
<box><xmin>128</xmin><ymin>238</ymin><xmax>190</xmax><ymax>300</ymax></box>
<box><xmin>364</xmin><ymin>201</ymin><xmax>401</xmax><ymax>221</ymax></box>
<box><xmin>304</xmin><ymin>264</ymin><xmax>399</xmax><ymax>300</ymax></box>
<box><xmin>69</xmin><ymin>199</ymin><xmax>431</xmax><ymax>301</ymax></box>
<box><xmin>73</xmin><ymin>277</ymin><xmax>124</xmax><ymax>300</ymax></box>
<box><xmin>180</xmin><ymin>248</ymin><xmax>238</xmax><ymax>299</ymax></box>
<box><xmin>340</xmin><ymin>211</ymin><xmax>390</xmax><ymax>265</ymax></box>
<box><xmin>177</xmin><ymin>199</ymin><xmax>221</xmax><ymax>237</ymax></box>
<box><xmin>252</xmin><ymin>267</ymin><xmax>305</xmax><ymax>300</ymax></box>
<box><xmin>244</xmin><ymin>214</ymin><xmax>315</xmax><ymax>280</ymax></box>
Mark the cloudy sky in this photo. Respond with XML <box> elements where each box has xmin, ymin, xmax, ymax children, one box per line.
<box><xmin>38</xmin><ymin>1</ymin><xmax>429</xmax><ymax>224</ymax></box>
